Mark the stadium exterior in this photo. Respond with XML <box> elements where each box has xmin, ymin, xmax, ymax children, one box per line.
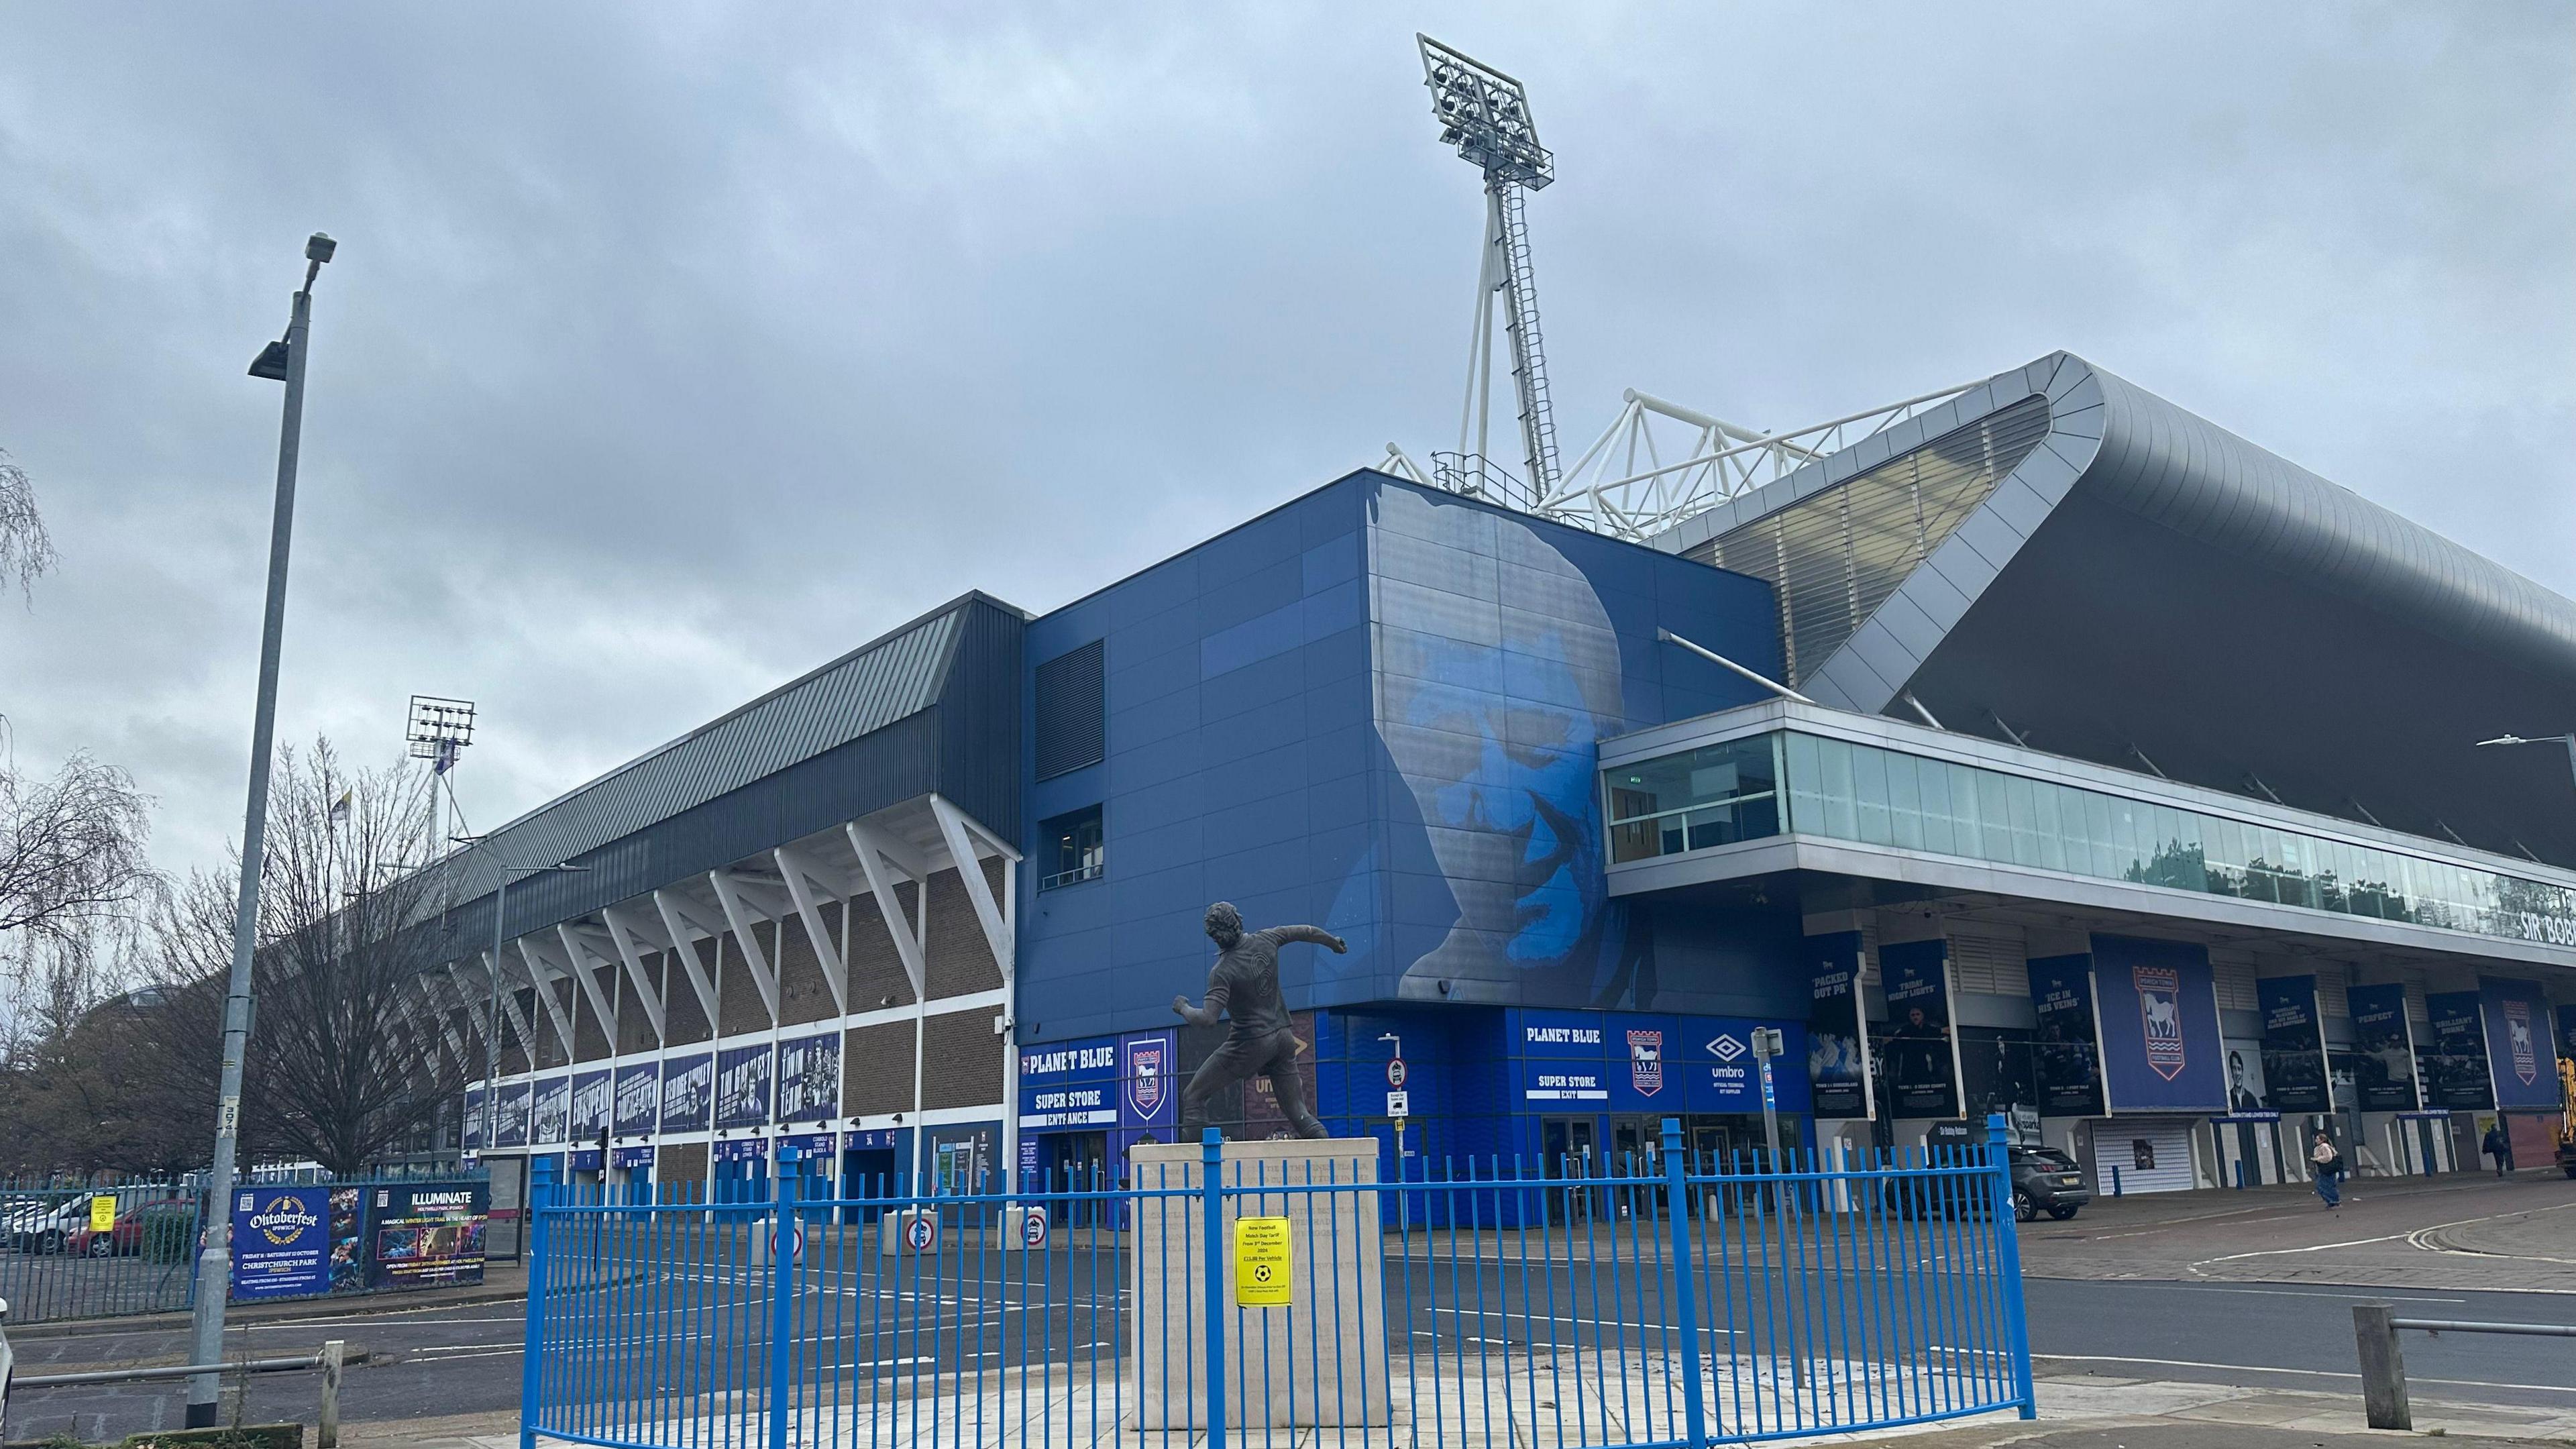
<box><xmin>427</xmin><ymin>351</ymin><xmax>2575</xmax><ymax>1216</ymax></box>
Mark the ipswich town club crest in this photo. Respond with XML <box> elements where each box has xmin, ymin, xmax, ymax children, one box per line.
<box><xmin>1627</xmin><ymin>1030</ymin><xmax>1664</xmax><ymax>1096</ymax></box>
<box><xmin>1124</xmin><ymin>1037</ymin><xmax>1169</xmax><ymax>1121</ymax></box>
<box><xmin>2503</xmin><ymin>999</ymin><xmax>2537</xmax><ymax>1085</ymax></box>
<box><xmin>2135</xmin><ymin>964</ymin><xmax>2186</xmax><ymax>1081</ymax></box>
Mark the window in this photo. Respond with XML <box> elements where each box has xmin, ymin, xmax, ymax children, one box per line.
<box><xmin>1039</xmin><ymin>805</ymin><xmax>1104</xmax><ymax>890</ymax></box>
<box><xmin>1034</xmin><ymin>641</ymin><xmax>1106</xmax><ymax>781</ymax></box>
<box><xmin>1603</xmin><ymin>736</ymin><xmax>1782</xmax><ymax>863</ymax></box>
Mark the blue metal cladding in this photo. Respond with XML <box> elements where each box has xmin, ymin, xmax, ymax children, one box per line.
<box><xmin>2091</xmin><ymin>934</ymin><xmax>2226</xmax><ymax>1112</ymax></box>
<box><xmin>1018</xmin><ymin>472</ymin><xmax>1785</xmax><ymax>1044</ymax></box>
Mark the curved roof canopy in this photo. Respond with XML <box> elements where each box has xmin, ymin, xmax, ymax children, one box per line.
<box><xmin>1656</xmin><ymin>352</ymin><xmax>2576</xmax><ymax>869</ymax></box>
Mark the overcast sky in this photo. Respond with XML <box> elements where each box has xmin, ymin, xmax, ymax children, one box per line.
<box><xmin>2</xmin><ymin>3</ymin><xmax>2569</xmax><ymax>885</ymax></box>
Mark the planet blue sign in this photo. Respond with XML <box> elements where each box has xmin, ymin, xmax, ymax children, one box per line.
<box><xmin>230</xmin><ymin>1187</ymin><xmax>329</xmax><ymax>1299</ymax></box>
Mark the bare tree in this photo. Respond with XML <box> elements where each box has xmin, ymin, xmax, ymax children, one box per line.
<box><xmin>0</xmin><ymin>447</ymin><xmax>55</xmax><ymax>601</ymax></box>
<box><xmin>133</xmin><ymin>739</ymin><xmax>468</xmax><ymax>1175</ymax></box>
<box><xmin>0</xmin><ymin>750</ymin><xmax>157</xmax><ymax>1064</ymax></box>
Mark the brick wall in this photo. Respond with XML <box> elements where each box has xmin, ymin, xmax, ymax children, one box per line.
<box><xmin>717</xmin><ymin>931</ymin><xmax>767</xmax><ymax>1037</ymax></box>
<box><xmin>843</xmin><ymin>1020</ymin><xmax>916</xmax><ymax>1116</ymax></box>
<box><xmin>662</xmin><ymin>947</ymin><xmax>714</xmax><ymax>1045</ymax></box>
<box><xmin>921</xmin><ymin>1009</ymin><xmax>1004</xmax><ymax>1110</ymax></box>
<box><xmin>846</xmin><ymin>890</ymin><xmax>916</xmax><ymax>1010</ymax></box>
<box><xmin>926</xmin><ymin>868</ymin><xmax>1002</xmax><ymax>998</ymax></box>
<box><xmin>774</xmin><ymin>916</ymin><xmax>839</xmax><ymax>1026</ymax></box>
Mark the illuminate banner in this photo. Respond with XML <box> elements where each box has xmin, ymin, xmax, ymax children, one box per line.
<box><xmin>2346</xmin><ymin>983</ymin><xmax>2420</xmax><ymax>1112</ymax></box>
<box><xmin>2420</xmin><ymin>992</ymin><xmax>2493</xmax><ymax>1111</ymax></box>
<box><xmin>2255</xmin><ymin>975</ymin><xmax>2330</xmax><ymax>1114</ymax></box>
<box><xmin>2028</xmin><ymin>953</ymin><xmax>2102</xmax><ymax>1116</ymax></box>
<box><xmin>1878</xmin><ymin>940</ymin><xmax>1958</xmax><ymax>1118</ymax></box>
<box><xmin>1807</xmin><ymin>932</ymin><xmax>1870</xmax><ymax>1118</ymax></box>
<box><xmin>364</xmin><ymin>1182</ymin><xmax>488</xmax><ymax>1291</ymax></box>
<box><xmin>2480</xmin><ymin>977</ymin><xmax>2562</xmax><ymax>1110</ymax></box>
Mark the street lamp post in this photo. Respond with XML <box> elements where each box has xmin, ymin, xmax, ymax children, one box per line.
<box><xmin>185</xmin><ymin>231</ymin><xmax>336</xmax><ymax>1428</ymax></box>
<box><xmin>2476</xmin><ymin>732</ymin><xmax>2576</xmax><ymax>788</ymax></box>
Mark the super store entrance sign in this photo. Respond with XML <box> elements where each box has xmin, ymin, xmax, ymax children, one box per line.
<box><xmin>1513</xmin><ymin>1008</ymin><xmax>1809</xmax><ymax>1114</ymax></box>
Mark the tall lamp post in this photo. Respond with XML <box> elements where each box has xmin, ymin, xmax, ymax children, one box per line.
<box><xmin>185</xmin><ymin>231</ymin><xmax>336</xmax><ymax>1429</ymax></box>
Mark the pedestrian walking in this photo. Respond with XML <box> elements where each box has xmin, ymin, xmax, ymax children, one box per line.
<box><xmin>2482</xmin><ymin>1122</ymin><xmax>2514</xmax><ymax>1177</ymax></box>
<box><xmin>2309</xmin><ymin>1130</ymin><xmax>2344</xmax><ymax>1209</ymax></box>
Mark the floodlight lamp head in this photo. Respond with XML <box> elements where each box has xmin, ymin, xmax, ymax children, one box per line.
<box><xmin>1417</xmin><ymin>34</ymin><xmax>1552</xmax><ymax>190</ymax></box>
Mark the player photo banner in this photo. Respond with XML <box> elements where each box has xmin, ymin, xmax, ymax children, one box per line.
<box><xmin>2420</xmin><ymin>991</ymin><xmax>2493</xmax><ymax>1112</ymax></box>
<box><xmin>2346</xmin><ymin>983</ymin><xmax>2420</xmax><ymax>1112</ymax></box>
<box><xmin>2255</xmin><ymin>975</ymin><xmax>2330</xmax><ymax>1114</ymax></box>
<box><xmin>2028</xmin><ymin>954</ymin><xmax>2103</xmax><ymax>1116</ymax></box>
<box><xmin>1878</xmin><ymin>939</ymin><xmax>1959</xmax><ymax>1118</ymax></box>
<box><xmin>776</xmin><ymin>1032</ymin><xmax>839</xmax><ymax>1124</ymax></box>
<box><xmin>660</xmin><ymin>1053</ymin><xmax>714</xmax><ymax>1131</ymax></box>
<box><xmin>570</xmin><ymin>1069</ymin><xmax>612</xmax><ymax>1139</ymax></box>
<box><xmin>1807</xmin><ymin>932</ymin><xmax>1870</xmax><ymax>1118</ymax></box>
<box><xmin>612</xmin><ymin>1062</ymin><xmax>659</xmax><ymax>1135</ymax></box>
<box><xmin>716</xmin><ymin>1043</ymin><xmax>774</xmax><ymax>1129</ymax></box>
<box><xmin>531</xmin><ymin>1076</ymin><xmax>571</xmax><ymax>1144</ymax></box>
<box><xmin>2479</xmin><ymin>977</ymin><xmax>2562</xmax><ymax>1110</ymax></box>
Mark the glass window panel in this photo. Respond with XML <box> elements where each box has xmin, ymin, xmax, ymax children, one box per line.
<box><xmin>1852</xmin><ymin>743</ymin><xmax>1894</xmax><ymax>846</ymax></box>
<box><xmin>1974</xmin><ymin>769</ymin><xmax>2012</xmax><ymax>861</ymax></box>
<box><xmin>2171</xmin><ymin>810</ymin><xmax>2207</xmax><ymax>892</ymax></box>
<box><xmin>1817</xmin><ymin>737</ymin><xmax>1858</xmax><ymax>841</ymax></box>
<box><xmin>1887</xmin><ymin>751</ymin><xmax>1924</xmax><ymax>851</ymax></box>
<box><xmin>2082</xmin><ymin>794</ymin><xmax>2116</xmax><ymax>880</ymax></box>
<box><xmin>1917</xmin><ymin>757</ymin><xmax>1954</xmax><ymax>855</ymax></box>
<box><xmin>1783</xmin><ymin>731</ymin><xmax>1823</xmax><ymax>834</ymax></box>
<box><xmin>2032</xmin><ymin>781</ymin><xmax>2065</xmax><ymax>872</ymax></box>
<box><xmin>2003</xmin><ymin>775</ymin><xmax>2041</xmax><ymax>866</ymax></box>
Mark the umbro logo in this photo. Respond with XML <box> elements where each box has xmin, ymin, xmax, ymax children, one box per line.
<box><xmin>1707</xmin><ymin>1034</ymin><xmax>1746</xmax><ymax>1063</ymax></box>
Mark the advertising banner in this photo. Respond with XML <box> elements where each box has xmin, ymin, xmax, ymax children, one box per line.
<box><xmin>714</xmin><ymin>1043</ymin><xmax>773</xmax><ymax>1129</ymax></box>
<box><xmin>2092</xmin><ymin>935</ymin><xmax>2224</xmax><ymax>1112</ymax></box>
<box><xmin>229</xmin><ymin>1187</ymin><xmax>330</xmax><ymax>1299</ymax></box>
<box><xmin>2560</xmin><ymin>1004</ymin><xmax>2576</xmax><ymax>1071</ymax></box>
<box><xmin>661</xmin><ymin>1053</ymin><xmax>714</xmax><ymax>1131</ymax></box>
<box><xmin>776</xmin><ymin>1032</ymin><xmax>840</xmax><ymax>1123</ymax></box>
<box><xmin>712</xmin><ymin>1136</ymin><xmax>769</xmax><ymax>1163</ymax></box>
<box><xmin>462</xmin><ymin>1086</ymin><xmax>484</xmax><ymax>1150</ymax></box>
<box><xmin>1516</xmin><ymin>1008</ymin><xmax>1607</xmax><ymax>1104</ymax></box>
<box><xmin>612</xmin><ymin>1062</ymin><xmax>659</xmax><ymax>1135</ymax></box>
<box><xmin>1806</xmin><ymin>932</ymin><xmax>1870</xmax><ymax>1118</ymax></box>
<box><xmin>2028</xmin><ymin>953</ymin><xmax>2102</xmax><ymax>1116</ymax></box>
<box><xmin>2255</xmin><ymin>975</ymin><xmax>2330</xmax><ymax>1114</ymax></box>
<box><xmin>1120</xmin><ymin>1028</ymin><xmax>1178</xmax><ymax>1130</ymax></box>
<box><xmin>570</xmin><ymin>1069</ymin><xmax>612</xmax><ymax>1139</ymax></box>
<box><xmin>2347</xmin><ymin>983</ymin><xmax>2421</xmax><ymax>1112</ymax></box>
<box><xmin>1684</xmin><ymin>1018</ymin><xmax>1812</xmax><ymax>1116</ymax></box>
<box><xmin>2420</xmin><ymin>992</ymin><xmax>2493</xmax><ymax>1111</ymax></box>
<box><xmin>531</xmin><ymin>1076</ymin><xmax>571</xmax><ymax>1144</ymax></box>
<box><xmin>364</xmin><ymin>1182</ymin><xmax>488</xmax><ymax>1291</ymax></box>
<box><xmin>2479</xmin><ymin>977</ymin><xmax>2562</xmax><ymax>1110</ymax></box>
<box><xmin>494</xmin><ymin>1081</ymin><xmax>531</xmax><ymax>1147</ymax></box>
<box><xmin>1878</xmin><ymin>939</ymin><xmax>1958</xmax><ymax>1118</ymax></box>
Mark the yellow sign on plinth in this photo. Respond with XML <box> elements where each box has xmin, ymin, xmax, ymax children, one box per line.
<box><xmin>1232</xmin><ymin>1214</ymin><xmax>1292</xmax><ymax>1307</ymax></box>
<box><xmin>89</xmin><ymin>1194</ymin><xmax>116</xmax><ymax>1232</ymax></box>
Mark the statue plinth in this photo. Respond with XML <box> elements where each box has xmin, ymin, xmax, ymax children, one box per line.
<box><xmin>1126</xmin><ymin>1137</ymin><xmax>1391</xmax><ymax>1428</ymax></box>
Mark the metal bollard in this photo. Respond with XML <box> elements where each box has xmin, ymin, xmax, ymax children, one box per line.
<box><xmin>317</xmin><ymin>1340</ymin><xmax>344</xmax><ymax>1449</ymax></box>
<box><xmin>2109</xmin><ymin>1165</ymin><xmax>2123</xmax><ymax>1197</ymax></box>
<box><xmin>2353</xmin><ymin>1303</ymin><xmax>2410</xmax><ymax>1430</ymax></box>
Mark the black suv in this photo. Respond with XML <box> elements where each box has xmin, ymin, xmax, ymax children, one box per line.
<box><xmin>2010</xmin><ymin>1146</ymin><xmax>2089</xmax><ymax>1222</ymax></box>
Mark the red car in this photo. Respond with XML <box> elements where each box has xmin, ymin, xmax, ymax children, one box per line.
<box><xmin>63</xmin><ymin>1196</ymin><xmax>187</xmax><ymax>1257</ymax></box>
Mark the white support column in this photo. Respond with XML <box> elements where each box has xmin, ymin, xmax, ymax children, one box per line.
<box><xmin>847</xmin><ymin>819</ymin><xmax>930</xmax><ymax>1185</ymax></box>
<box><xmin>514</xmin><ymin>938</ymin><xmax>578</xmax><ymax>1060</ymax></box>
<box><xmin>553</xmin><ymin>924</ymin><xmax>622</xmax><ymax>1051</ymax></box>
<box><xmin>706</xmin><ymin>870</ymin><xmax>782</xmax><ymax>1026</ymax></box>
<box><xmin>462</xmin><ymin>956</ymin><xmax>539</xmax><ymax>1067</ymax></box>
<box><xmin>417</xmin><ymin>976</ymin><xmax>471</xmax><ymax>1074</ymax></box>
<box><xmin>651</xmin><ymin>889</ymin><xmax>724</xmax><ymax>1030</ymax></box>
<box><xmin>772</xmin><ymin>845</ymin><xmax>851</xmax><ymax>1015</ymax></box>
<box><xmin>598</xmin><ymin>905</ymin><xmax>669</xmax><ymax>1044</ymax></box>
<box><xmin>928</xmin><ymin>795</ymin><xmax>1024</xmax><ymax>1191</ymax></box>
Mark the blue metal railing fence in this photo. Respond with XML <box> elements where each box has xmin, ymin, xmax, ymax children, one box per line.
<box><xmin>521</xmin><ymin>1116</ymin><xmax>2034</xmax><ymax>1448</ymax></box>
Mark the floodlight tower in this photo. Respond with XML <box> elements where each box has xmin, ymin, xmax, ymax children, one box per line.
<box><xmin>1419</xmin><ymin>34</ymin><xmax>1560</xmax><ymax>511</ymax></box>
<box><xmin>407</xmin><ymin>694</ymin><xmax>476</xmax><ymax>856</ymax></box>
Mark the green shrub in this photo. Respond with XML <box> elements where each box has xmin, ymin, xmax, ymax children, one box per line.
<box><xmin>138</xmin><ymin>1205</ymin><xmax>198</xmax><ymax>1265</ymax></box>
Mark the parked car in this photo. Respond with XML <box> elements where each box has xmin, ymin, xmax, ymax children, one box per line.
<box><xmin>2009</xmin><ymin>1146</ymin><xmax>2090</xmax><ymax>1222</ymax></box>
<box><xmin>63</xmin><ymin>1195</ymin><xmax>187</xmax><ymax>1258</ymax></box>
<box><xmin>3</xmin><ymin>1198</ymin><xmax>91</xmax><ymax>1255</ymax></box>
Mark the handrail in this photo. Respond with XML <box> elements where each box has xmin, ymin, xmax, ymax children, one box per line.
<box><xmin>2</xmin><ymin>1340</ymin><xmax>347</xmax><ymax>1447</ymax></box>
<box><xmin>2356</xmin><ymin>1303</ymin><xmax>2573</xmax><ymax>1429</ymax></box>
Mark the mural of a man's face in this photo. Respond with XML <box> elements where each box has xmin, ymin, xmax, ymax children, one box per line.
<box><xmin>1371</xmin><ymin>489</ymin><xmax>1623</xmax><ymax>997</ymax></box>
